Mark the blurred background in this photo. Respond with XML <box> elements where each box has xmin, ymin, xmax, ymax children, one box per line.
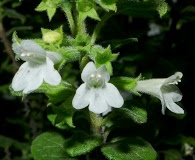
<box><xmin>0</xmin><ymin>0</ymin><xmax>195</xmax><ymax>159</ymax></box>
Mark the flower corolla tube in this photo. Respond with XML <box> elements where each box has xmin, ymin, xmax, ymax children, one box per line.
<box><xmin>11</xmin><ymin>40</ymin><xmax>62</xmax><ymax>94</ymax></box>
<box><xmin>134</xmin><ymin>72</ymin><xmax>184</xmax><ymax>114</ymax></box>
<box><xmin>72</xmin><ymin>62</ymin><xmax>124</xmax><ymax>114</ymax></box>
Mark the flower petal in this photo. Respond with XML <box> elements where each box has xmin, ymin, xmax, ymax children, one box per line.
<box><xmin>103</xmin><ymin>83</ymin><xmax>124</xmax><ymax>108</ymax></box>
<box><xmin>72</xmin><ymin>83</ymin><xmax>91</xmax><ymax>109</ymax></box>
<box><xmin>97</xmin><ymin>65</ymin><xmax>110</xmax><ymax>82</ymax></box>
<box><xmin>89</xmin><ymin>88</ymin><xmax>109</xmax><ymax>114</ymax></box>
<box><xmin>163</xmin><ymin>72</ymin><xmax>183</xmax><ymax>85</ymax></box>
<box><xmin>43</xmin><ymin>58</ymin><xmax>61</xmax><ymax>85</ymax></box>
<box><xmin>46</xmin><ymin>51</ymin><xmax>62</xmax><ymax>64</ymax></box>
<box><xmin>21</xmin><ymin>40</ymin><xmax>46</xmax><ymax>56</ymax></box>
<box><xmin>161</xmin><ymin>85</ymin><xmax>183</xmax><ymax>114</ymax></box>
<box><xmin>22</xmin><ymin>64</ymin><xmax>44</xmax><ymax>94</ymax></box>
<box><xmin>102</xmin><ymin>106</ymin><xmax>112</xmax><ymax>116</ymax></box>
<box><xmin>81</xmin><ymin>62</ymin><xmax>96</xmax><ymax>82</ymax></box>
<box><xmin>135</xmin><ymin>79</ymin><xmax>164</xmax><ymax>99</ymax></box>
<box><xmin>166</xmin><ymin>101</ymin><xmax>184</xmax><ymax>114</ymax></box>
<box><xmin>11</xmin><ymin>62</ymin><xmax>30</xmax><ymax>91</ymax></box>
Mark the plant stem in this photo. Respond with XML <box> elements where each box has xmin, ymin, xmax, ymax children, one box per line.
<box><xmin>72</xmin><ymin>1</ymin><xmax>86</xmax><ymax>36</ymax></box>
<box><xmin>91</xmin><ymin>12</ymin><xmax>113</xmax><ymax>45</ymax></box>
<box><xmin>65</xmin><ymin>10</ymin><xmax>76</xmax><ymax>36</ymax></box>
<box><xmin>77</xmin><ymin>14</ymin><xmax>86</xmax><ymax>35</ymax></box>
<box><xmin>89</xmin><ymin>111</ymin><xmax>103</xmax><ymax>136</ymax></box>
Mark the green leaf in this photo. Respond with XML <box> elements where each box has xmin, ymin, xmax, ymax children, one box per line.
<box><xmin>119</xmin><ymin>104</ymin><xmax>147</xmax><ymax>124</ymax></box>
<box><xmin>99</xmin><ymin>0</ymin><xmax>117</xmax><ymax>11</ymax></box>
<box><xmin>31</xmin><ymin>132</ymin><xmax>76</xmax><ymax>160</ymax></box>
<box><xmin>101</xmin><ymin>137</ymin><xmax>157</xmax><ymax>160</ymax></box>
<box><xmin>103</xmin><ymin>100</ymin><xmax>147</xmax><ymax>129</ymax></box>
<box><xmin>12</xmin><ymin>31</ymin><xmax>21</xmax><ymax>45</ymax></box>
<box><xmin>77</xmin><ymin>0</ymin><xmax>100</xmax><ymax>21</ymax></box>
<box><xmin>120</xmin><ymin>100</ymin><xmax>147</xmax><ymax>123</ymax></box>
<box><xmin>64</xmin><ymin>131</ymin><xmax>103</xmax><ymax>157</ymax></box>
<box><xmin>77</xmin><ymin>0</ymin><xmax>94</xmax><ymax>12</ymax></box>
<box><xmin>35</xmin><ymin>0</ymin><xmax>61</xmax><ymax>21</ymax></box>
<box><xmin>90</xmin><ymin>45</ymin><xmax>118</xmax><ymax>75</ymax></box>
<box><xmin>117</xmin><ymin>0</ymin><xmax>168</xmax><ymax>18</ymax></box>
<box><xmin>79</xmin><ymin>8</ymin><xmax>100</xmax><ymax>21</ymax></box>
<box><xmin>36</xmin><ymin>81</ymin><xmax>76</xmax><ymax>105</ymax></box>
<box><xmin>47</xmin><ymin>106</ymin><xmax>70</xmax><ymax>130</ymax></box>
<box><xmin>49</xmin><ymin>96</ymin><xmax>75</xmax><ymax>128</ymax></box>
<box><xmin>110</xmin><ymin>75</ymin><xmax>141</xmax><ymax>95</ymax></box>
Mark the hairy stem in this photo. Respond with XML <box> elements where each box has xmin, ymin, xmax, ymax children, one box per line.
<box><xmin>65</xmin><ymin>10</ymin><xmax>76</xmax><ymax>36</ymax></box>
<box><xmin>89</xmin><ymin>111</ymin><xmax>103</xmax><ymax>136</ymax></box>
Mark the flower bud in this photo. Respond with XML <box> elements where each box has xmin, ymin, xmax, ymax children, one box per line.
<box><xmin>42</xmin><ymin>31</ymin><xmax>61</xmax><ymax>44</ymax></box>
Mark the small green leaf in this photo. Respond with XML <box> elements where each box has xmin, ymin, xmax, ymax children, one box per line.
<box><xmin>79</xmin><ymin>8</ymin><xmax>100</xmax><ymax>21</ymax></box>
<box><xmin>99</xmin><ymin>0</ymin><xmax>117</xmax><ymax>11</ymax></box>
<box><xmin>64</xmin><ymin>131</ymin><xmax>103</xmax><ymax>157</ymax></box>
<box><xmin>47</xmin><ymin>106</ymin><xmax>70</xmax><ymax>130</ymax></box>
<box><xmin>77</xmin><ymin>0</ymin><xmax>94</xmax><ymax>12</ymax></box>
<box><xmin>31</xmin><ymin>132</ymin><xmax>76</xmax><ymax>160</ymax></box>
<box><xmin>49</xmin><ymin>96</ymin><xmax>75</xmax><ymax>128</ymax></box>
<box><xmin>12</xmin><ymin>31</ymin><xmax>21</xmax><ymax>45</ymax></box>
<box><xmin>101</xmin><ymin>137</ymin><xmax>157</xmax><ymax>160</ymax></box>
<box><xmin>90</xmin><ymin>45</ymin><xmax>118</xmax><ymax>75</ymax></box>
<box><xmin>35</xmin><ymin>0</ymin><xmax>61</xmax><ymax>21</ymax></box>
<box><xmin>36</xmin><ymin>81</ymin><xmax>76</xmax><ymax>105</ymax></box>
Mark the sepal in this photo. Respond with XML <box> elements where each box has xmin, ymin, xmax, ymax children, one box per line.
<box><xmin>110</xmin><ymin>74</ymin><xmax>141</xmax><ymax>95</ymax></box>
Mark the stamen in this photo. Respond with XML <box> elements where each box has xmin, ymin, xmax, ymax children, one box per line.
<box><xmin>87</xmin><ymin>73</ymin><xmax>104</xmax><ymax>88</ymax></box>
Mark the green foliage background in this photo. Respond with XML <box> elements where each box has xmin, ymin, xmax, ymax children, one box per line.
<box><xmin>0</xmin><ymin>0</ymin><xmax>195</xmax><ymax>159</ymax></box>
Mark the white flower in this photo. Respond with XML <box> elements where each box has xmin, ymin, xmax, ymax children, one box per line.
<box><xmin>72</xmin><ymin>62</ymin><xmax>124</xmax><ymax>114</ymax></box>
<box><xmin>134</xmin><ymin>72</ymin><xmax>184</xmax><ymax>114</ymax></box>
<box><xmin>11</xmin><ymin>40</ymin><xmax>62</xmax><ymax>94</ymax></box>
